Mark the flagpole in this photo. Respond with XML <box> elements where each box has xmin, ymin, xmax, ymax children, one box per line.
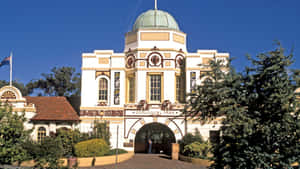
<box><xmin>10</xmin><ymin>52</ymin><xmax>12</xmax><ymax>86</ymax></box>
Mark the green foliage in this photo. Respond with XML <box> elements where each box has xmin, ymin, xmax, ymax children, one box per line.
<box><xmin>183</xmin><ymin>141</ymin><xmax>211</xmax><ymax>159</ymax></box>
<box><xmin>178</xmin><ymin>129</ymin><xmax>204</xmax><ymax>154</ymax></box>
<box><xmin>0</xmin><ymin>80</ymin><xmax>32</xmax><ymax>96</ymax></box>
<box><xmin>23</xmin><ymin>137</ymin><xmax>63</xmax><ymax>169</ymax></box>
<box><xmin>74</xmin><ymin>139</ymin><xmax>110</xmax><ymax>157</ymax></box>
<box><xmin>27</xmin><ymin>66</ymin><xmax>81</xmax><ymax>96</ymax></box>
<box><xmin>105</xmin><ymin>148</ymin><xmax>128</xmax><ymax>156</ymax></box>
<box><xmin>0</xmin><ymin>104</ymin><xmax>31</xmax><ymax>164</ymax></box>
<box><xmin>92</xmin><ymin>121</ymin><xmax>111</xmax><ymax>145</ymax></box>
<box><xmin>184</xmin><ymin>43</ymin><xmax>300</xmax><ymax>169</ymax></box>
<box><xmin>56</xmin><ymin>128</ymin><xmax>81</xmax><ymax>157</ymax></box>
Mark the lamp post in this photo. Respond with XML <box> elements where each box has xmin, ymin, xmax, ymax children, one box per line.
<box><xmin>115</xmin><ymin>125</ymin><xmax>119</xmax><ymax>168</ymax></box>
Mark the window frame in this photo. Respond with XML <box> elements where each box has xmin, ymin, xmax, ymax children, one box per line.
<box><xmin>147</xmin><ymin>72</ymin><xmax>164</xmax><ymax>103</ymax></box>
<box><xmin>37</xmin><ymin>127</ymin><xmax>46</xmax><ymax>142</ymax></box>
<box><xmin>98</xmin><ymin>78</ymin><xmax>109</xmax><ymax>102</ymax></box>
<box><xmin>126</xmin><ymin>73</ymin><xmax>136</xmax><ymax>104</ymax></box>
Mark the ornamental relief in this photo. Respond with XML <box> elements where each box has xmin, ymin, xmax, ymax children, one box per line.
<box><xmin>126</xmin><ymin>54</ymin><xmax>135</xmax><ymax>68</ymax></box>
<box><xmin>148</xmin><ymin>52</ymin><xmax>163</xmax><ymax>67</ymax></box>
<box><xmin>1</xmin><ymin>91</ymin><xmax>16</xmax><ymax>99</ymax></box>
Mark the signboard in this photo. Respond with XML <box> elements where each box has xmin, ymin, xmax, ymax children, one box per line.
<box><xmin>125</xmin><ymin>110</ymin><xmax>182</xmax><ymax>116</ymax></box>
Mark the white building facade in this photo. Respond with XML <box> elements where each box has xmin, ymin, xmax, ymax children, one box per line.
<box><xmin>80</xmin><ymin>8</ymin><xmax>229</xmax><ymax>152</ymax></box>
<box><xmin>0</xmin><ymin>85</ymin><xmax>80</xmax><ymax>142</ymax></box>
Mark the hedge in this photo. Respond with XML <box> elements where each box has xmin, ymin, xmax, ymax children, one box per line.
<box><xmin>74</xmin><ymin>139</ymin><xmax>109</xmax><ymax>157</ymax></box>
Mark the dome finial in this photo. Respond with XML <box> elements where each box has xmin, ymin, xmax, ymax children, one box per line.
<box><xmin>155</xmin><ymin>0</ymin><xmax>157</xmax><ymax>10</ymax></box>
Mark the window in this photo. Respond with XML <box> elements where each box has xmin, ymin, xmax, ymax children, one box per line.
<box><xmin>128</xmin><ymin>76</ymin><xmax>135</xmax><ymax>103</ymax></box>
<box><xmin>37</xmin><ymin>127</ymin><xmax>46</xmax><ymax>142</ymax></box>
<box><xmin>190</xmin><ymin>72</ymin><xmax>196</xmax><ymax>93</ymax></box>
<box><xmin>1</xmin><ymin>91</ymin><xmax>16</xmax><ymax>99</ymax></box>
<box><xmin>209</xmin><ymin>130</ymin><xmax>220</xmax><ymax>144</ymax></box>
<box><xmin>114</xmin><ymin>72</ymin><xmax>120</xmax><ymax>105</ymax></box>
<box><xmin>99</xmin><ymin>78</ymin><xmax>108</xmax><ymax>101</ymax></box>
<box><xmin>150</xmin><ymin>75</ymin><xmax>161</xmax><ymax>102</ymax></box>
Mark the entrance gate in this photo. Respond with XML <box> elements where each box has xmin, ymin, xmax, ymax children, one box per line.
<box><xmin>134</xmin><ymin>123</ymin><xmax>176</xmax><ymax>154</ymax></box>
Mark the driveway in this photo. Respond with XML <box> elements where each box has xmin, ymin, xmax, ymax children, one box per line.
<box><xmin>86</xmin><ymin>154</ymin><xmax>207</xmax><ymax>169</ymax></box>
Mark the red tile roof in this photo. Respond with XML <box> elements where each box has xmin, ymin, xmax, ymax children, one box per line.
<box><xmin>25</xmin><ymin>96</ymin><xmax>80</xmax><ymax>121</ymax></box>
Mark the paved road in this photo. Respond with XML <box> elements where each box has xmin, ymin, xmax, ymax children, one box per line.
<box><xmin>87</xmin><ymin>154</ymin><xmax>207</xmax><ymax>169</ymax></box>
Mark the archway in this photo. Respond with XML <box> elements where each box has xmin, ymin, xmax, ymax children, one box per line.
<box><xmin>134</xmin><ymin>122</ymin><xmax>176</xmax><ymax>155</ymax></box>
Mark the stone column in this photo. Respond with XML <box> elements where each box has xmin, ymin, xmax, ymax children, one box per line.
<box><xmin>172</xmin><ymin>143</ymin><xmax>179</xmax><ymax>160</ymax></box>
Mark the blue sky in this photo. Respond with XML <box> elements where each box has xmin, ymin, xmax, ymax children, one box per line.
<box><xmin>0</xmin><ymin>0</ymin><xmax>299</xmax><ymax>84</ymax></box>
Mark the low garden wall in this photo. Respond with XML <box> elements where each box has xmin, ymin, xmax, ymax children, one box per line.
<box><xmin>179</xmin><ymin>154</ymin><xmax>213</xmax><ymax>167</ymax></box>
<box><xmin>18</xmin><ymin>152</ymin><xmax>134</xmax><ymax>168</ymax></box>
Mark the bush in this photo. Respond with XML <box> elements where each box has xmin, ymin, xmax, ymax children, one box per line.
<box><xmin>74</xmin><ymin>139</ymin><xmax>109</xmax><ymax>157</ymax></box>
<box><xmin>183</xmin><ymin>141</ymin><xmax>211</xmax><ymax>159</ymax></box>
<box><xmin>178</xmin><ymin>129</ymin><xmax>204</xmax><ymax>154</ymax></box>
<box><xmin>23</xmin><ymin>137</ymin><xmax>64</xmax><ymax>169</ymax></box>
<box><xmin>105</xmin><ymin>148</ymin><xmax>128</xmax><ymax>156</ymax></box>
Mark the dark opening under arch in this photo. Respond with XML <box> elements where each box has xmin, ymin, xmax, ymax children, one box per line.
<box><xmin>134</xmin><ymin>122</ymin><xmax>176</xmax><ymax>155</ymax></box>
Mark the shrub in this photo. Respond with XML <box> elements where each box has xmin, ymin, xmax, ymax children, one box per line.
<box><xmin>23</xmin><ymin>137</ymin><xmax>64</xmax><ymax>169</ymax></box>
<box><xmin>105</xmin><ymin>148</ymin><xmax>128</xmax><ymax>156</ymax></box>
<box><xmin>183</xmin><ymin>141</ymin><xmax>211</xmax><ymax>159</ymax></box>
<box><xmin>178</xmin><ymin>129</ymin><xmax>204</xmax><ymax>154</ymax></box>
<box><xmin>74</xmin><ymin>139</ymin><xmax>109</xmax><ymax>157</ymax></box>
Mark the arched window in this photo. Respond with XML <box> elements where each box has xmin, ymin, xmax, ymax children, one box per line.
<box><xmin>37</xmin><ymin>127</ymin><xmax>46</xmax><ymax>142</ymax></box>
<box><xmin>99</xmin><ymin>78</ymin><xmax>108</xmax><ymax>101</ymax></box>
<box><xmin>1</xmin><ymin>91</ymin><xmax>16</xmax><ymax>99</ymax></box>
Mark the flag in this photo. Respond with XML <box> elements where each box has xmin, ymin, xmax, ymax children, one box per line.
<box><xmin>0</xmin><ymin>56</ymin><xmax>11</xmax><ymax>67</ymax></box>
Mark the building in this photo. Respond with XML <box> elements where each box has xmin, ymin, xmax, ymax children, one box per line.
<box><xmin>0</xmin><ymin>85</ymin><xmax>80</xmax><ymax>142</ymax></box>
<box><xmin>80</xmin><ymin>7</ymin><xmax>229</xmax><ymax>153</ymax></box>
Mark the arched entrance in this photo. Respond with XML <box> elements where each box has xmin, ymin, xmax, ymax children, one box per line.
<box><xmin>134</xmin><ymin>122</ymin><xmax>176</xmax><ymax>155</ymax></box>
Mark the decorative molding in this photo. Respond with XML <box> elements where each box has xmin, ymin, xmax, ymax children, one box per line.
<box><xmin>202</xmin><ymin>57</ymin><xmax>214</xmax><ymax>65</ymax></box>
<box><xmin>96</xmin><ymin>71</ymin><xmax>110</xmax><ymax>78</ymax></box>
<box><xmin>1</xmin><ymin>91</ymin><xmax>16</xmax><ymax>99</ymax></box>
<box><xmin>165</xmin><ymin>61</ymin><xmax>171</xmax><ymax>67</ymax></box>
<box><xmin>140</xmin><ymin>32</ymin><xmax>170</xmax><ymax>41</ymax></box>
<box><xmin>82</xmin><ymin>67</ymin><xmax>125</xmax><ymax>71</ymax></box>
<box><xmin>173</xmin><ymin>33</ymin><xmax>185</xmax><ymax>44</ymax></box>
<box><xmin>215</xmin><ymin>55</ymin><xmax>229</xmax><ymax>58</ymax></box>
<box><xmin>137</xmin><ymin>29</ymin><xmax>186</xmax><ymax>35</ymax></box>
<box><xmin>80</xmin><ymin>107</ymin><xmax>124</xmax><ymax>110</ymax></box>
<box><xmin>136</xmin><ymin>68</ymin><xmax>181</xmax><ymax>71</ymax></box>
<box><xmin>94</xmin><ymin>51</ymin><xmax>113</xmax><ymax>55</ymax></box>
<box><xmin>139</xmin><ymin>53</ymin><xmax>147</xmax><ymax>58</ymax></box>
<box><xmin>98</xmin><ymin>58</ymin><xmax>110</xmax><ymax>64</ymax></box>
<box><xmin>186</xmin><ymin>55</ymin><xmax>200</xmax><ymax>58</ymax></box>
<box><xmin>139</xmin><ymin>62</ymin><xmax>145</xmax><ymax>66</ymax></box>
<box><xmin>164</xmin><ymin>53</ymin><xmax>171</xmax><ymax>58</ymax></box>
<box><xmin>82</xmin><ymin>55</ymin><xmax>96</xmax><ymax>58</ymax></box>
<box><xmin>111</xmin><ymin>55</ymin><xmax>125</xmax><ymax>58</ymax></box>
<box><xmin>79</xmin><ymin>110</ymin><xmax>124</xmax><ymax>116</ymax></box>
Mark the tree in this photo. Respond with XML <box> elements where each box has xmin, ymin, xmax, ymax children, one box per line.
<box><xmin>0</xmin><ymin>80</ymin><xmax>32</xmax><ymax>96</ymax></box>
<box><xmin>27</xmin><ymin>66</ymin><xmax>81</xmax><ymax>97</ymax></box>
<box><xmin>56</xmin><ymin>128</ymin><xmax>81</xmax><ymax>157</ymax></box>
<box><xmin>184</xmin><ymin>43</ymin><xmax>300</xmax><ymax>168</ymax></box>
<box><xmin>0</xmin><ymin>104</ymin><xmax>31</xmax><ymax>165</ymax></box>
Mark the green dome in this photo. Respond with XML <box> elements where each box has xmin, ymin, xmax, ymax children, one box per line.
<box><xmin>132</xmin><ymin>10</ymin><xmax>180</xmax><ymax>31</ymax></box>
